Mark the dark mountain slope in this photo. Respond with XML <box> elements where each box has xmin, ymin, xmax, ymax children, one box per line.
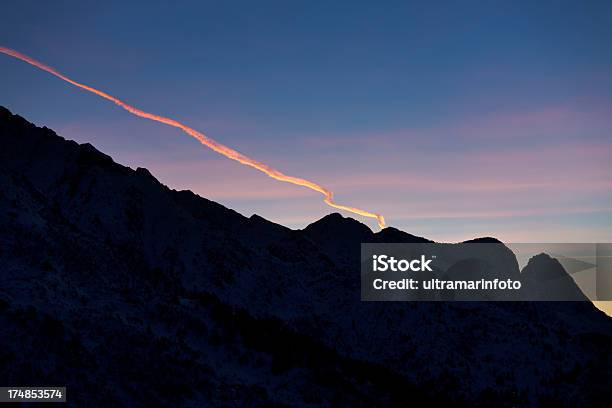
<box><xmin>0</xmin><ymin>106</ymin><xmax>611</xmax><ymax>406</ymax></box>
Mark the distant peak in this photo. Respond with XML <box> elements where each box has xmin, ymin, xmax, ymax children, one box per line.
<box><xmin>522</xmin><ymin>253</ymin><xmax>567</xmax><ymax>280</ymax></box>
<box><xmin>316</xmin><ymin>212</ymin><xmax>344</xmax><ymax>222</ymax></box>
<box><xmin>462</xmin><ymin>237</ymin><xmax>503</xmax><ymax>244</ymax></box>
<box><xmin>375</xmin><ymin>226</ymin><xmax>432</xmax><ymax>243</ymax></box>
<box><xmin>249</xmin><ymin>214</ymin><xmax>269</xmax><ymax>223</ymax></box>
<box><xmin>531</xmin><ymin>253</ymin><xmax>554</xmax><ymax>262</ymax></box>
<box><xmin>305</xmin><ymin>213</ymin><xmax>372</xmax><ymax>233</ymax></box>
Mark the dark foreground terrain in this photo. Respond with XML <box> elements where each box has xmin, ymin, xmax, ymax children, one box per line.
<box><xmin>0</xmin><ymin>106</ymin><xmax>611</xmax><ymax>406</ymax></box>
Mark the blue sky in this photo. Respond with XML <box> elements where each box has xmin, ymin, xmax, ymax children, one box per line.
<box><xmin>1</xmin><ymin>0</ymin><xmax>611</xmax><ymax>241</ymax></box>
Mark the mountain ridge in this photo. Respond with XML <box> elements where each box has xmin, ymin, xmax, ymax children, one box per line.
<box><xmin>1</xmin><ymin>105</ymin><xmax>611</xmax><ymax>406</ymax></box>
<box><xmin>0</xmin><ymin>105</ymin><xmax>500</xmax><ymax>243</ymax></box>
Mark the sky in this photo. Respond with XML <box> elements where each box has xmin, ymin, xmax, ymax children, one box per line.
<box><xmin>1</xmin><ymin>0</ymin><xmax>611</xmax><ymax>243</ymax></box>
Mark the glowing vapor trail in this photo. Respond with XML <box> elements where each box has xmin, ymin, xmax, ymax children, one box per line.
<box><xmin>1</xmin><ymin>46</ymin><xmax>385</xmax><ymax>228</ymax></box>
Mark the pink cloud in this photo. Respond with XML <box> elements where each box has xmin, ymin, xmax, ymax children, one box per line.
<box><xmin>300</xmin><ymin>102</ymin><xmax>612</xmax><ymax>150</ymax></box>
<box><xmin>388</xmin><ymin>206</ymin><xmax>612</xmax><ymax>221</ymax></box>
<box><xmin>451</xmin><ymin>105</ymin><xmax>612</xmax><ymax>140</ymax></box>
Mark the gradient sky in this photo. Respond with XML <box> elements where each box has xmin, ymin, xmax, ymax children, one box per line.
<box><xmin>1</xmin><ymin>0</ymin><xmax>611</xmax><ymax>242</ymax></box>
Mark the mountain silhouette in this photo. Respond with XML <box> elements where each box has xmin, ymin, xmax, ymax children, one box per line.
<box><xmin>0</xmin><ymin>106</ymin><xmax>611</xmax><ymax>407</ymax></box>
<box><xmin>521</xmin><ymin>253</ymin><xmax>590</xmax><ymax>301</ymax></box>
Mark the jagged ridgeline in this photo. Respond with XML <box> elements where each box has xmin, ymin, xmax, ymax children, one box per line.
<box><xmin>0</xmin><ymin>106</ymin><xmax>611</xmax><ymax>407</ymax></box>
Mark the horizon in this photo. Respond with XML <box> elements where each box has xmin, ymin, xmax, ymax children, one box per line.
<box><xmin>8</xmin><ymin>99</ymin><xmax>612</xmax><ymax>316</ymax></box>
<box><xmin>4</xmin><ymin>101</ymin><xmax>612</xmax><ymax>318</ymax></box>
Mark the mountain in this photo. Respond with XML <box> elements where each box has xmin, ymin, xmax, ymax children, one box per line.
<box><xmin>522</xmin><ymin>253</ymin><xmax>590</xmax><ymax>301</ymax></box>
<box><xmin>0</xmin><ymin>106</ymin><xmax>611</xmax><ymax>407</ymax></box>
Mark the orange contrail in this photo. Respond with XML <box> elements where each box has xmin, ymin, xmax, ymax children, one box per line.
<box><xmin>1</xmin><ymin>46</ymin><xmax>385</xmax><ymax>228</ymax></box>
